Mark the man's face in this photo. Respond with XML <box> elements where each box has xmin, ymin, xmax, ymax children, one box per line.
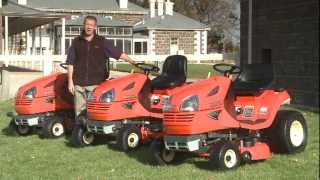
<box><xmin>84</xmin><ymin>19</ymin><xmax>97</xmax><ymax>36</ymax></box>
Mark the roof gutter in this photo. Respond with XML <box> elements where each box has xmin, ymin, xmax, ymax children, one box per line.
<box><xmin>35</xmin><ymin>8</ymin><xmax>148</xmax><ymax>15</ymax></box>
<box><xmin>134</xmin><ymin>27</ymin><xmax>211</xmax><ymax>31</ymax></box>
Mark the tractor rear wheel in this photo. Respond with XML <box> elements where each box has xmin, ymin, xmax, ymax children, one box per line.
<box><xmin>267</xmin><ymin>110</ymin><xmax>307</xmax><ymax>154</ymax></box>
<box><xmin>150</xmin><ymin>138</ymin><xmax>177</xmax><ymax>166</ymax></box>
<box><xmin>117</xmin><ymin>125</ymin><xmax>142</xmax><ymax>151</ymax></box>
<box><xmin>209</xmin><ymin>141</ymin><xmax>241</xmax><ymax>170</ymax></box>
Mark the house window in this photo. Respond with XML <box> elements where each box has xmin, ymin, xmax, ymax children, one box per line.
<box><xmin>107</xmin><ymin>28</ymin><xmax>115</xmax><ymax>35</ymax></box>
<box><xmin>99</xmin><ymin>27</ymin><xmax>107</xmax><ymax>35</ymax></box>
<box><xmin>170</xmin><ymin>37</ymin><xmax>178</xmax><ymax>45</ymax></box>
<box><xmin>262</xmin><ymin>49</ymin><xmax>272</xmax><ymax>64</ymax></box>
<box><xmin>124</xmin><ymin>40</ymin><xmax>132</xmax><ymax>54</ymax></box>
<box><xmin>116</xmin><ymin>28</ymin><xmax>123</xmax><ymax>35</ymax></box>
<box><xmin>134</xmin><ymin>41</ymin><xmax>147</xmax><ymax>55</ymax></box>
<box><xmin>104</xmin><ymin>16</ymin><xmax>113</xmax><ymax>20</ymax></box>
<box><xmin>116</xmin><ymin>39</ymin><xmax>123</xmax><ymax>52</ymax></box>
<box><xmin>123</xmin><ymin>28</ymin><xmax>132</xmax><ymax>35</ymax></box>
<box><xmin>71</xmin><ymin>27</ymin><xmax>81</xmax><ymax>35</ymax></box>
<box><xmin>65</xmin><ymin>39</ymin><xmax>70</xmax><ymax>52</ymax></box>
<box><xmin>108</xmin><ymin>39</ymin><xmax>115</xmax><ymax>46</ymax></box>
<box><xmin>65</xmin><ymin>38</ymin><xmax>74</xmax><ymax>53</ymax></box>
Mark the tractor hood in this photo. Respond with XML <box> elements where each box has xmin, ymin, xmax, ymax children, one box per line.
<box><xmin>165</xmin><ymin>76</ymin><xmax>232</xmax><ymax>112</ymax></box>
<box><xmin>92</xmin><ymin>73</ymin><xmax>148</xmax><ymax>102</ymax></box>
<box><xmin>16</xmin><ymin>72</ymin><xmax>66</xmax><ymax>99</ymax></box>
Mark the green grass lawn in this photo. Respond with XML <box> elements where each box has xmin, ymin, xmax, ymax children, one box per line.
<box><xmin>111</xmin><ymin>63</ymin><xmax>220</xmax><ymax>79</ymax></box>
<box><xmin>0</xmin><ymin>101</ymin><xmax>319</xmax><ymax>180</ymax></box>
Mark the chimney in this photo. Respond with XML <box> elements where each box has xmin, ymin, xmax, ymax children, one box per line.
<box><xmin>157</xmin><ymin>0</ymin><xmax>164</xmax><ymax>16</ymax></box>
<box><xmin>165</xmin><ymin>0</ymin><xmax>174</xmax><ymax>16</ymax></box>
<box><xmin>119</xmin><ymin>0</ymin><xmax>127</xmax><ymax>9</ymax></box>
<box><xmin>150</xmin><ymin>0</ymin><xmax>156</xmax><ymax>18</ymax></box>
<box><xmin>18</xmin><ymin>0</ymin><xmax>27</xmax><ymax>5</ymax></box>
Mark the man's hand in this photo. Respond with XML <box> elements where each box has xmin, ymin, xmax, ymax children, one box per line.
<box><xmin>68</xmin><ymin>80</ymin><xmax>75</xmax><ymax>95</ymax></box>
<box><xmin>120</xmin><ymin>53</ymin><xmax>136</xmax><ymax>65</ymax></box>
<box><xmin>67</xmin><ymin>65</ymin><xmax>74</xmax><ymax>95</ymax></box>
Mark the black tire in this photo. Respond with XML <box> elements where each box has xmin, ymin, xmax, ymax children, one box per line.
<box><xmin>150</xmin><ymin>138</ymin><xmax>177</xmax><ymax>166</ymax></box>
<box><xmin>71</xmin><ymin>125</ymin><xmax>95</xmax><ymax>147</ymax></box>
<box><xmin>266</xmin><ymin>110</ymin><xmax>308</xmax><ymax>154</ymax></box>
<box><xmin>117</xmin><ymin>125</ymin><xmax>142</xmax><ymax>152</ymax></box>
<box><xmin>9</xmin><ymin>119</ymin><xmax>33</xmax><ymax>136</ymax></box>
<box><xmin>8</xmin><ymin>119</ymin><xmax>19</xmax><ymax>136</ymax></box>
<box><xmin>209</xmin><ymin>141</ymin><xmax>241</xmax><ymax>170</ymax></box>
<box><xmin>41</xmin><ymin>118</ymin><xmax>65</xmax><ymax>138</ymax></box>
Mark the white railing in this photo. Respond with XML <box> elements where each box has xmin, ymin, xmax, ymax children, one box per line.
<box><xmin>0</xmin><ymin>53</ymin><xmax>223</xmax><ymax>74</ymax></box>
<box><xmin>0</xmin><ymin>55</ymin><xmax>67</xmax><ymax>75</ymax></box>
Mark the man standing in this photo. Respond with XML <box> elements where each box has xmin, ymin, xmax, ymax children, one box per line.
<box><xmin>66</xmin><ymin>15</ymin><xmax>136</xmax><ymax>119</ymax></box>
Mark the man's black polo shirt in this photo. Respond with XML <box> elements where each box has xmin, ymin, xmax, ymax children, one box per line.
<box><xmin>66</xmin><ymin>34</ymin><xmax>122</xmax><ymax>86</ymax></box>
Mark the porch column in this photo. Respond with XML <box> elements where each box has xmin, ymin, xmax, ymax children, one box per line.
<box><xmin>39</xmin><ymin>26</ymin><xmax>42</xmax><ymax>55</ymax></box>
<box><xmin>11</xmin><ymin>34</ymin><xmax>16</xmax><ymax>54</ymax></box>
<box><xmin>49</xmin><ymin>23</ymin><xmax>54</xmax><ymax>54</ymax></box>
<box><xmin>4</xmin><ymin>16</ymin><xmax>9</xmax><ymax>66</ymax></box>
<box><xmin>248</xmin><ymin>0</ymin><xmax>253</xmax><ymax>64</ymax></box>
<box><xmin>61</xmin><ymin>18</ymin><xmax>66</xmax><ymax>55</ymax></box>
<box><xmin>26</xmin><ymin>30</ymin><xmax>31</xmax><ymax>55</ymax></box>
<box><xmin>4</xmin><ymin>16</ymin><xmax>8</xmax><ymax>55</ymax></box>
<box><xmin>31</xmin><ymin>28</ymin><xmax>36</xmax><ymax>55</ymax></box>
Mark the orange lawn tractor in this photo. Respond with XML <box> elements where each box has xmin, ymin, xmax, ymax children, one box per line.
<box><xmin>71</xmin><ymin>55</ymin><xmax>190</xmax><ymax>150</ymax></box>
<box><xmin>7</xmin><ymin>64</ymin><xmax>74</xmax><ymax>138</ymax></box>
<box><xmin>150</xmin><ymin>63</ymin><xmax>308</xmax><ymax>170</ymax></box>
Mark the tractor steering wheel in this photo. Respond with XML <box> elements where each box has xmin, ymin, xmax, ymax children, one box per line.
<box><xmin>213</xmin><ymin>63</ymin><xmax>241</xmax><ymax>78</ymax></box>
<box><xmin>135</xmin><ymin>63</ymin><xmax>160</xmax><ymax>75</ymax></box>
<box><xmin>60</xmin><ymin>63</ymin><xmax>68</xmax><ymax>70</ymax></box>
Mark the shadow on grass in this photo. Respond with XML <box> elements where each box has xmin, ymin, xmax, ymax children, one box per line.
<box><xmin>193</xmin><ymin>157</ymin><xmax>266</xmax><ymax>171</ymax></box>
<box><xmin>106</xmin><ymin>141</ymin><xmax>195</xmax><ymax>167</ymax></box>
<box><xmin>1</xmin><ymin>125</ymin><xmax>17</xmax><ymax>137</ymax></box>
<box><xmin>105</xmin><ymin>142</ymin><xmax>160</xmax><ymax>166</ymax></box>
<box><xmin>63</xmin><ymin>134</ymin><xmax>113</xmax><ymax>148</ymax></box>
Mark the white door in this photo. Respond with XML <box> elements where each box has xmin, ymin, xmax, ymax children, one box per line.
<box><xmin>170</xmin><ymin>37</ymin><xmax>179</xmax><ymax>55</ymax></box>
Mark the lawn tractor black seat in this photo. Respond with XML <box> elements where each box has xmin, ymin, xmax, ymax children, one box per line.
<box><xmin>232</xmin><ymin>64</ymin><xmax>275</xmax><ymax>95</ymax></box>
<box><xmin>151</xmin><ymin>55</ymin><xmax>187</xmax><ymax>90</ymax></box>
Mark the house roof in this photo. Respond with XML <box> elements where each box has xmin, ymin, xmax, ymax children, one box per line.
<box><xmin>1</xmin><ymin>1</ymin><xmax>66</xmax><ymax>34</ymax></box>
<box><xmin>1</xmin><ymin>1</ymin><xmax>61</xmax><ymax>17</ymax></box>
<box><xmin>134</xmin><ymin>12</ymin><xmax>210</xmax><ymax>31</ymax></box>
<box><xmin>65</xmin><ymin>16</ymin><xmax>130</xmax><ymax>27</ymax></box>
<box><xmin>133</xmin><ymin>32</ymin><xmax>148</xmax><ymax>39</ymax></box>
<box><xmin>8</xmin><ymin>0</ymin><xmax>147</xmax><ymax>14</ymax></box>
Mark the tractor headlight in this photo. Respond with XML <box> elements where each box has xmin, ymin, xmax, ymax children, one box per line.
<box><xmin>24</xmin><ymin>87</ymin><xmax>37</xmax><ymax>99</ymax></box>
<box><xmin>162</xmin><ymin>96</ymin><xmax>172</xmax><ymax>112</ymax></box>
<box><xmin>86</xmin><ymin>91</ymin><xmax>96</xmax><ymax>102</ymax></box>
<box><xmin>180</xmin><ymin>95</ymin><xmax>199</xmax><ymax>112</ymax></box>
<box><xmin>100</xmin><ymin>88</ymin><xmax>115</xmax><ymax>103</ymax></box>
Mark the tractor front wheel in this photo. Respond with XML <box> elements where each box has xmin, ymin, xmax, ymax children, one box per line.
<box><xmin>150</xmin><ymin>138</ymin><xmax>177</xmax><ymax>166</ymax></box>
<box><xmin>42</xmin><ymin>118</ymin><xmax>65</xmax><ymax>138</ymax></box>
<box><xmin>71</xmin><ymin>125</ymin><xmax>95</xmax><ymax>147</ymax></box>
<box><xmin>9</xmin><ymin>119</ymin><xmax>33</xmax><ymax>136</ymax></box>
<box><xmin>209</xmin><ymin>141</ymin><xmax>241</xmax><ymax>170</ymax></box>
<box><xmin>117</xmin><ymin>125</ymin><xmax>142</xmax><ymax>151</ymax></box>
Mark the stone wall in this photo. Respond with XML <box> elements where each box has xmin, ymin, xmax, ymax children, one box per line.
<box><xmin>240</xmin><ymin>0</ymin><xmax>319</xmax><ymax>107</ymax></box>
<box><xmin>153</xmin><ymin>30</ymin><xmax>196</xmax><ymax>55</ymax></box>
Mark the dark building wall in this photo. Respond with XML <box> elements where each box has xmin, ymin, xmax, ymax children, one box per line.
<box><xmin>240</xmin><ymin>0</ymin><xmax>319</xmax><ymax>107</ymax></box>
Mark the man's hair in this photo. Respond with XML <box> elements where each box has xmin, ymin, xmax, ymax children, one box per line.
<box><xmin>83</xmin><ymin>15</ymin><xmax>97</xmax><ymax>25</ymax></box>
